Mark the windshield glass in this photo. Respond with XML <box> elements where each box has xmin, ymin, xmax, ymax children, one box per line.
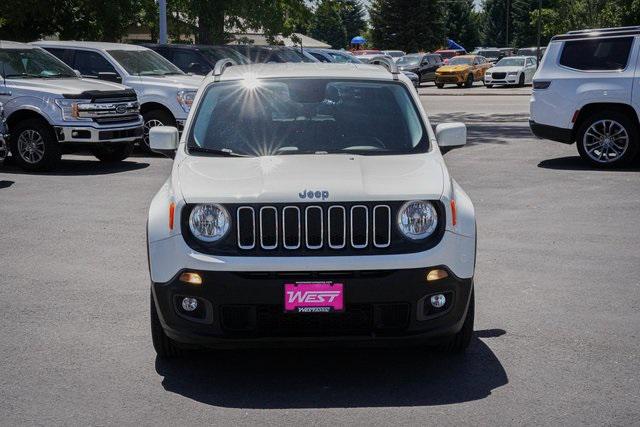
<box><xmin>107</xmin><ymin>49</ymin><xmax>184</xmax><ymax>76</ymax></box>
<box><xmin>448</xmin><ymin>57</ymin><xmax>473</xmax><ymax>65</ymax></box>
<box><xmin>189</xmin><ymin>79</ymin><xmax>427</xmax><ymax>157</ymax></box>
<box><xmin>385</xmin><ymin>51</ymin><xmax>404</xmax><ymax>57</ymax></box>
<box><xmin>517</xmin><ymin>48</ymin><xmax>536</xmax><ymax>56</ymax></box>
<box><xmin>496</xmin><ymin>58</ymin><xmax>525</xmax><ymax>67</ymax></box>
<box><xmin>328</xmin><ymin>52</ymin><xmax>360</xmax><ymax>63</ymax></box>
<box><xmin>201</xmin><ymin>47</ymin><xmax>249</xmax><ymax>65</ymax></box>
<box><xmin>0</xmin><ymin>48</ymin><xmax>76</xmax><ymax>79</ymax></box>
<box><xmin>477</xmin><ymin>50</ymin><xmax>500</xmax><ymax>58</ymax></box>
<box><xmin>397</xmin><ymin>55</ymin><xmax>420</xmax><ymax>65</ymax></box>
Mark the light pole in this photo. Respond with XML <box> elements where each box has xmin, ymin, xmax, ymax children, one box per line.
<box><xmin>536</xmin><ymin>0</ymin><xmax>542</xmax><ymax>62</ymax></box>
<box><xmin>158</xmin><ymin>0</ymin><xmax>167</xmax><ymax>44</ymax></box>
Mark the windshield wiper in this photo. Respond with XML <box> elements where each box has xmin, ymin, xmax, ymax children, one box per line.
<box><xmin>188</xmin><ymin>146</ymin><xmax>249</xmax><ymax>157</ymax></box>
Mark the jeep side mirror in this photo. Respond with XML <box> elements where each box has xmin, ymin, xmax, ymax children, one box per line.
<box><xmin>436</xmin><ymin>122</ymin><xmax>467</xmax><ymax>154</ymax></box>
<box><xmin>73</xmin><ymin>70</ymin><xmax>82</xmax><ymax>78</ymax></box>
<box><xmin>150</xmin><ymin>126</ymin><xmax>179</xmax><ymax>158</ymax></box>
<box><xmin>97</xmin><ymin>72</ymin><xmax>122</xmax><ymax>83</ymax></box>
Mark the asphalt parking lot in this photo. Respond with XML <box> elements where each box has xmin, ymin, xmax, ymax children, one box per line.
<box><xmin>1</xmin><ymin>94</ymin><xmax>639</xmax><ymax>425</ymax></box>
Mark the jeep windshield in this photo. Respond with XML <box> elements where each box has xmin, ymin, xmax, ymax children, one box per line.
<box><xmin>188</xmin><ymin>78</ymin><xmax>428</xmax><ymax>157</ymax></box>
<box><xmin>107</xmin><ymin>49</ymin><xmax>184</xmax><ymax>76</ymax></box>
<box><xmin>448</xmin><ymin>57</ymin><xmax>473</xmax><ymax>65</ymax></box>
<box><xmin>397</xmin><ymin>55</ymin><xmax>420</xmax><ymax>66</ymax></box>
<box><xmin>0</xmin><ymin>48</ymin><xmax>76</xmax><ymax>79</ymax></box>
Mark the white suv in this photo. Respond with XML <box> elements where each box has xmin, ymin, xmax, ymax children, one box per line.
<box><xmin>31</xmin><ymin>41</ymin><xmax>204</xmax><ymax>151</ymax></box>
<box><xmin>530</xmin><ymin>26</ymin><xmax>640</xmax><ymax>167</ymax></box>
<box><xmin>146</xmin><ymin>60</ymin><xmax>477</xmax><ymax>357</ymax></box>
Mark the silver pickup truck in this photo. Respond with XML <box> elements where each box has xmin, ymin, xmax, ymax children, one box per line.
<box><xmin>0</xmin><ymin>41</ymin><xmax>143</xmax><ymax>171</ymax></box>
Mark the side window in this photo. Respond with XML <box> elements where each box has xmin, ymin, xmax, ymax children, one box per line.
<box><xmin>559</xmin><ymin>37</ymin><xmax>633</xmax><ymax>71</ymax></box>
<box><xmin>172</xmin><ymin>50</ymin><xmax>204</xmax><ymax>72</ymax></box>
<box><xmin>310</xmin><ymin>52</ymin><xmax>330</xmax><ymax>63</ymax></box>
<box><xmin>74</xmin><ymin>50</ymin><xmax>117</xmax><ymax>77</ymax></box>
<box><xmin>45</xmin><ymin>48</ymin><xmax>71</xmax><ymax>64</ymax></box>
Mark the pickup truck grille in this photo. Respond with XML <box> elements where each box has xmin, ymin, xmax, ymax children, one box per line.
<box><xmin>63</xmin><ymin>90</ymin><xmax>140</xmax><ymax>124</ymax></box>
<box><xmin>181</xmin><ymin>202</ymin><xmax>446</xmax><ymax>256</ymax></box>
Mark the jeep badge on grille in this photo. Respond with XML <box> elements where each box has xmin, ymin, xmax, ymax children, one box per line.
<box><xmin>299</xmin><ymin>189</ymin><xmax>329</xmax><ymax>200</ymax></box>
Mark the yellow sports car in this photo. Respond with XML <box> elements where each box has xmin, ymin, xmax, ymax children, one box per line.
<box><xmin>435</xmin><ymin>55</ymin><xmax>492</xmax><ymax>88</ymax></box>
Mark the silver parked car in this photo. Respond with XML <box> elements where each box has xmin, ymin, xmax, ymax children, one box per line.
<box><xmin>0</xmin><ymin>103</ymin><xmax>7</xmax><ymax>165</ymax></box>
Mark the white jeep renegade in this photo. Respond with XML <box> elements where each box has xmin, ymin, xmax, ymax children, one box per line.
<box><xmin>146</xmin><ymin>60</ymin><xmax>477</xmax><ymax>357</ymax></box>
<box><xmin>530</xmin><ymin>26</ymin><xmax>640</xmax><ymax>167</ymax></box>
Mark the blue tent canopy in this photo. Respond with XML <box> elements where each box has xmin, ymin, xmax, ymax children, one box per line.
<box><xmin>447</xmin><ymin>38</ymin><xmax>465</xmax><ymax>51</ymax></box>
<box><xmin>351</xmin><ymin>36</ymin><xmax>366</xmax><ymax>45</ymax></box>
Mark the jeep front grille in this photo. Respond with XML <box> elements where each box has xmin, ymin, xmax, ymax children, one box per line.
<box><xmin>236</xmin><ymin>204</ymin><xmax>392</xmax><ymax>251</ymax></box>
<box><xmin>181</xmin><ymin>201</ymin><xmax>446</xmax><ymax>256</ymax></box>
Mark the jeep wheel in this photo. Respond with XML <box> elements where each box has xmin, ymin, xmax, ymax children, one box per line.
<box><xmin>93</xmin><ymin>143</ymin><xmax>133</xmax><ymax>162</ymax></box>
<box><xmin>437</xmin><ymin>288</ymin><xmax>474</xmax><ymax>354</ymax></box>
<box><xmin>486</xmin><ymin>84</ymin><xmax>494</xmax><ymax>88</ymax></box>
<box><xmin>576</xmin><ymin>111</ymin><xmax>639</xmax><ymax>168</ymax></box>
<box><xmin>436</xmin><ymin>83</ymin><xmax>444</xmax><ymax>89</ymax></box>
<box><xmin>464</xmin><ymin>73</ymin><xmax>474</xmax><ymax>88</ymax></box>
<box><xmin>151</xmin><ymin>290</ymin><xmax>182</xmax><ymax>359</ymax></box>
<box><xmin>517</xmin><ymin>73</ymin><xmax>525</xmax><ymax>87</ymax></box>
<box><xmin>142</xmin><ymin>110</ymin><xmax>175</xmax><ymax>152</ymax></box>
<box><xmin>10</xmin><ymin>118</ymin><xmax>60</xmax><ymax>171</ymax></box>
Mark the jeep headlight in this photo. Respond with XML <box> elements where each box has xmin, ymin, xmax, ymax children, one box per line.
<box><xmin>189</xmin><ymin>204</ymin><xmax>230</xmax><ymax>242</ymax></box>
<box><xmin>177</xmin><ymin>90</ymin><xmax>196</xmax><ymax>112</ymax></box>
<box><xmin>397</xmin><ymin>201</ymin><xmax>438</xmax><ymax>240</ymax></box>
<box><xmin>54</xmin><ymin>99</ymin><xmax>91</xmax><ymax>121</ymax></box>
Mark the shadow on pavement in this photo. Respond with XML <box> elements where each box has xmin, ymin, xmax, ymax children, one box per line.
<box><xmin>155</xmin><ymin>329</ymin><xmax>508</xmax><ymax>409</ymax></box>
<box><xmin>538</xmin><ymin>156</ymin><xmax>640</xmax><ymax>172</ymax></box>
<box><xmin>0</xmin><ymin>156</ymin><xmax>149</xmax><ymax>176</ymax></box>
<box><xmin>0</xmin><ymin>180</ymin><xmax>14</xmax><ymax>189</ymax></box>
<box><xmin>430</xmin><ymin>112</ymin><xmax>529</xmax><ymax>124</ymax></box>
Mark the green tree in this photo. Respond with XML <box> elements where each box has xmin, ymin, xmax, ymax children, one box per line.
<box><xmin>369</xmin><ymin>0</ymin><xmax>446</xmax><ymax>52</ymax></box>
<box><xmin>310</xmin><ymin>0</ymin><xmax>347</xmax><ymax>48</ymax></box>
<box><xmin>338</xmin><ymin>0</ymin><xmax>367</xmax><ymax>40</ymax></box>
<box><xmin>443</xmin><ymin>0</ymin><xmax>481</xmax><ymax>51</ymax></box>
<box><xmin>482</xmin><ymin>0</ymin><xmax>514</xmax><ymax>46</ymax></box>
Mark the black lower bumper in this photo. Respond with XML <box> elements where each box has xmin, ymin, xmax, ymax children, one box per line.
<box><xmin>152</xmin><ymin>268</ymin><xmax>473</xmax><ymax>348</ymax></box>
<box><xmin>529</xmin><ymin>120</ymin><xmax>574</xmax><ymax>144</ymax></box>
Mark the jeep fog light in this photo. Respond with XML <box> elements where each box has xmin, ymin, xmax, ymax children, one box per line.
<box><xmin>181</xmin><ymin>297</ymin><xmax>198</xmax><ymax>312</ymax></box>
<box><xmin>430</xmin><ymin>294</ymin><xmax>446</xmax><ymax>308</ymax></box>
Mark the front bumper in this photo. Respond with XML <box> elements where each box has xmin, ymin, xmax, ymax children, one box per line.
<box><xmin>436</xmin><ymin>74</ymin><xmax>465</xmax><ymax>84</ymax></box>
<box><xmin>485</xmin><ymin>75</ymin><xmax>519</xmax><ymax>85</ymax></box>
<box><xmin>54</xmin><ymin>118</ymin><xmax>143</xmax><ymax>143</ymax></box>
<box><xmin>152</xmin><ymin>267</ymin><xmax>473</xmax><ymax>348</ymax></box>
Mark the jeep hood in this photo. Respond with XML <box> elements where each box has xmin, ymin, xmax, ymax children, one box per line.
<box><xmin>6</xmin><ymin>77</ymin><xmax>128</xmax><ymax>96</ymax></box>
<box><xmin>176</xmin><ymin>153</ymin><xmax>445</xmax><ymax>204</ymax></box>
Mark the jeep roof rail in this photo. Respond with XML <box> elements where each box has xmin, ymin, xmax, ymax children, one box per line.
<box><xmin>210</xmin><ymin>58</ymin><xmax>238</xmax><ymax>81</ymax></box>
<box><xmin>368</xmin><ymin>56</ymin><xmax>400</xmax><ymax>80</ymax></box>
<box><xmin>552</xmin><ymin>26</ymin><xmax>640</xmax><ymax>41</ymax></box>
<box><xmin>567</xmin><ymin>26</ymin><xmax>640</xmax><ymax>34</ymax></box>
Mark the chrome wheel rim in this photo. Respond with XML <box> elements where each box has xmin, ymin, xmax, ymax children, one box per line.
<box><xmin>143</xmin><ymin>119</ymin><xmax>165</xmax><ymax>148</ymax></box>
<box><xmin>17</xmin><ymin>129</ymin><xmax>45</xmax><ymax>164</ymax></box>
<box><xmin>583</xmin><ymin>120</ymin><xmax>629</xmax><ymax>163</ymax></box>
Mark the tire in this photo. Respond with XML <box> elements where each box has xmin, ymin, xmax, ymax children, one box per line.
<box><xmin>10</xmin><ymin>118</ymin><xmax>60</xmax><ymax>171</ymax></box>
<box><xmin>151</xmin><ymin>290</ymin><xmax>182</xmax><ymax>359</ymax></box>
<box><xmin>142</xmin><ymin>109</ymin><xmax>175</xmax><ymax>152</ymax></box>
<box><xmin>437</xmin><ymin>288</ymin><xmax>474</xmax><ymax>354</ymax></box>
<box><xmin>576</xmin><ymin>110</ymin><xmax>639</xmax><ymax>168</ymax></box>
<box><xmin>464</xmin><ymin>73</ymin><xmax>474</xmax><ymax>88</ymax></box>
<box><xmin>517</xmin><ymin>73</ymin><xmax>525</xmax><ymax>87</ymax></box>
<box><xmin>0</xmin><ymin>137</ymin><xmax>7</xmax><ymax>165</ymax></box>
<box><xmin>486</xmin><ymin>84</ymin><xmax>494</xmax><ymax>88</ymax></box>
<box><xmin>436</xmin><ymin>83</ymin><xmax>444</xmax><ymax>89</ymax></box>
<box><xmin>93</xmin><ymin>143</ymin><xmax>133</xmax><ymax>162</ymax></box>
<box><xmin>456</xmin><ymin>83</ymin><xmax>463</xmax><ymax>88</ymax></box>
